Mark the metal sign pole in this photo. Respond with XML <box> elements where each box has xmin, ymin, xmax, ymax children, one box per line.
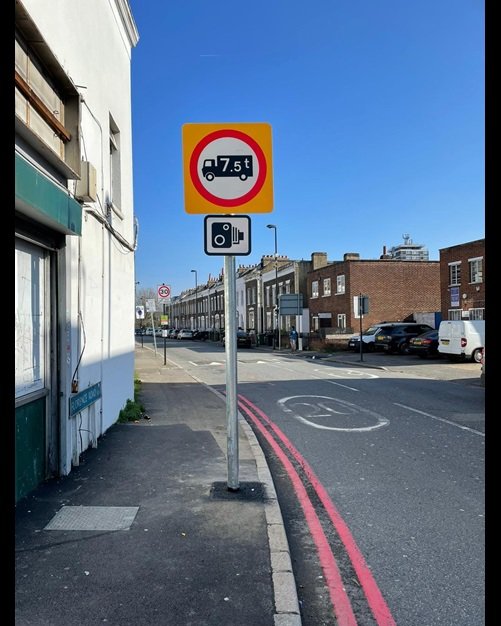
<box><xmin>359</xmin><ymin>293</ymin><xmax>364</xmax><ymax>362</ymax></box>
<box><xmin>224</xmin><ymin>254</ymin><xmax>239</xmax><ymax>490</ymax></box>
<box><xmin>151</xmin><ymin>311</ymin><xmax>157</xmax><ymax>355</ymax></box>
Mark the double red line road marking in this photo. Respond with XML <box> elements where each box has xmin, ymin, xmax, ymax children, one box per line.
<box><xmin>237</xmin><ymin>393</ymin><xmax>396</xmax><ymax>626</ymax></box>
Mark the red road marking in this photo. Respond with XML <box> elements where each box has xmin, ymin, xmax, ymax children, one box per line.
<box><xmin>239</xmin><ymin>394</ymin><xmax>397</xmax><ymax>626</ymax></box>
<box><xmin>237</xmin><ymin>398</ymin><xmax>357</xmax><ymax>626</ymax></box>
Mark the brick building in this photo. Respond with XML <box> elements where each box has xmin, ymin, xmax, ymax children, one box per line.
<box><xmin>439</xmin><ymin>239</ymin><xmax>485</xmax><ymax>321</ymax></box>
<box><xmin>307</xmin><ymin>251</ymin><xmax>441</xmax><ymax>334</ymax></box>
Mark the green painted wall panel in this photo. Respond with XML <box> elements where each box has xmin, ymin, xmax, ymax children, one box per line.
<box><xmin>15</xmin><ymin>397</ymin><xmax>46</xmax><ymax>502</ymax></box>
<box><xmin>15</xmin><ymin>153</ymin><xmax>82</xmax><ymax>235</ymax></box>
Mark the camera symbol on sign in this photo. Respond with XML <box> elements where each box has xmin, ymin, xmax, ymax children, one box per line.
<box><xmin>212</xmin><ymin>222</ymin><xmax>244</xmax><ymax>248</ymax></box>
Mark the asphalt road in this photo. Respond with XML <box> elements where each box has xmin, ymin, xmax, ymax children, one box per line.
<box><xmin>138</xmin><ymin>337</ymin><xmax>485</xmax><ymax>625</ymax></box>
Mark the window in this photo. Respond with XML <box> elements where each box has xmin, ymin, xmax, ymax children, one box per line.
<box><xmin>449</xmin><ymin>262</ymin><xmax>461</xmax><ymax>286</ymax></box>
<box><xmin>252</xmin><ymin>287</ymin><xmax>256</xmax><ymax>305</ymax></box>
<box><xmin>266</xmin><ymin>285</ymin><xmax>271</xmax><ymax>307</ymax></box>
<box><xmin>469</xmin><ymin>308</ymin><xmax>485</xmax><ymax>320</ymax></box>
<box><xmin>337</xmin><ymin>314</ymin><xmax>346</xmax><ymax>329</ymax></box>
<box><xmin>266</xmin><ymin>311</ymin><xmax>272</xmax><ymax>330</ymax></box>
<box><xmin>469</xmin><ymin>258</ymin><xmax>483</xmax><ymax>284</ymax></box>
<box><xmin>16</xmin><ymin>239</ymin><xmax>48</xmax><ymax>397</ymax></box>
<box><xmin>311</xmin><ymin>280</ymin><xmax>319</xmax><ymax>298</ymax></box>
<box><xmin>109</xmin><ymin>115</ymin><xmax>122</xmax><ymax>214</ymax></box>
<box><xmin>448</xmin><ymin>309</ymin><xmax>462</xmax><ymax>320</ymax></box>
<box><xmin>285</xmin><ymin>280</ymin><xmax>291</xmax><ymax>294</ymax></box>
<box><xmin>336</xmin><ymin>275</ymin><xmax>345</xmax><ymax>294</ymax></box>
<box><xmin>323</xmin><ymin>278</ymin><xmax>331</xmax><ymax>296</ymax></box>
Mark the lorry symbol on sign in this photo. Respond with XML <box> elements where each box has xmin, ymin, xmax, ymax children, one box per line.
<box><xmin>202</xmin><ymin>155</ymin><xmax>253</xmax><ymax>181</ymax></box>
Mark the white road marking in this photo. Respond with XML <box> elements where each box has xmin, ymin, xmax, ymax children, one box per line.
<box><xmin>394</xmin><ymin>403</ymin><xmax>485</xmax><ymax>437</ymax></box>
<box><xmin>278</xmin><ymin>395</ymin><xmax>389</xmax><ymax>432</ymax></box>
<box><xmin>315</xmin><ymin>368</ymin><xmax>380</xmax><ymax>380</ymax></box>
<box><xmin>324</xmin><ymin>380</ymin><xmax>360</xmax><ymax>391</ymax></box>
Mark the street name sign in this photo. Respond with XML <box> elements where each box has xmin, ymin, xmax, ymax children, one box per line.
<box><xmin>70</xmin><ymin>382</ymin><xmax>102</xmax><ymax>416</ymax></box>
<box><xmin>183</xmin><ymin>123</ymin><xmax>273</xmax><ymax>214</ymax></box>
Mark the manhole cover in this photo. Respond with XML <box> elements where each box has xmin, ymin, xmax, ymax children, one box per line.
<box><xmin>44</xmin><ymin>506</ymin><xmax>139</xmax><ymax>531</ymax></box>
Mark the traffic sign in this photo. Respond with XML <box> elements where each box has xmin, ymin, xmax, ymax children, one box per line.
<box><xmin>157</xmin><ymin>284</ymin><xmax>171</xmax><ymax>300</ymax></box>
<box><xmin>279</xmin><ymin>294</ymin><xmax>303</xmax><ymax>315</ymax></box>
<box><xmin>135</xmin><ymin>305</ymin><xmax>145</xmax><ymax>319</ymax></box>
<box><xmin>182</xmin><ymin>123</ymin><xmax>273</xmax><ymax>214</ymax></box>
<box><xmin>204</xmin><ymin>215</ymin><xmax>251</xmax><ymax>256</ymax></box>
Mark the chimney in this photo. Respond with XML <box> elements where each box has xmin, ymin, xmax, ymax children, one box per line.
<box><xmin>379</xmin><ymin>245</ymin><xmax>392</xmax><ymax>260</ymax></box>
<box><xmin>343</xmin><ymin>252</ymin><xmax>360</xmax><ymax>261</ymax></box>
<box><xmin>311</xmin><ymin>252</ymin><xmax>328</xmax><ymax>270</ymax></box>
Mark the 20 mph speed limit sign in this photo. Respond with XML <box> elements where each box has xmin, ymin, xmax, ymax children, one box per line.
<box><xmin>157</xmin><ymin>284</ymin><xmax>171</xmax><ymax>300</ymax></box>
<box><xmin>182</xmin><ymin>123</ymin><xmax>273</xmax><ymax>214</ymax></box>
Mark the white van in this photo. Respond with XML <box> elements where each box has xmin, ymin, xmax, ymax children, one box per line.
<box><xmin>437</xmin><ymin>320</ymin><xmax>485</xmax><ymax>363</ymax></box>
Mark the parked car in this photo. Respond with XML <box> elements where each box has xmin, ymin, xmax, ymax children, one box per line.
<box><xmin>408</xmin><ymin>329</ymin><xmax>440</xmax><ymax>358</ymax></box>
<box><xmin>168</xmin><ymin>328</ymin><xmax>179</xmax><ymax>338</ymax></box>
<box><xmin>437</xmin><ymin>320</ymin><xmax>485</xmax><ymax>363</ymax></box>
<box><xmin>222</xmin><ymin>330</ymin><xmax>252</xmax><ymax>348</ymax></box>
<box><xmin>192</xmin><ymin>330</ymin><xmax>209</xmax><ymax>341</ymax></box>
<box><xmin>348</xmin><ymin>324</ymin><xmax>386</xmax><ymax>352</ymax></box>
<box><xmin>375</xmin><ymin>323</ymin><xmax>434</xmax><ymax>354</ymax></box>
<box><xmin>177</xmin><ymin>329</ymin><xmax>194</xmax><ymax>339</ymax></box>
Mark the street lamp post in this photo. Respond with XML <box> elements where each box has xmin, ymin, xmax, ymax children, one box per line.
<box><xmin>267</xmin><ymin>224</ymin><xmax>279</xmax><ymax>349</ymax></box>
<box><xmin>191</xmin><ymin>269</ymin><xmax>198</xmax><ymax>331</ymax></box>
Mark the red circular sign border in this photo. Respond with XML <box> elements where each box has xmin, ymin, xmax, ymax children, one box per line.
<box><xmin>158</xmin><ymin>285</ymin><xmax>170</xmax><ymax>298</ymax></box>
<box><xmin>189</xmin><ymin>129</ymin><xmax>267</xmax><ymax>207</ymax></box>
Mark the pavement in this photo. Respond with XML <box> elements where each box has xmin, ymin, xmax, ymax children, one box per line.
<box><xmin>14</xmin><ymin>341</ymin><xmax>483</xmax><ymax>626</ymax></box>
<box><xmin>15</xmin><ymin>343</ymin><xmax>302</xmax><ymax>626</ymax></box>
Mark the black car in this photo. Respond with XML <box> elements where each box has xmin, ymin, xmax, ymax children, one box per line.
<box><xmin>237</xmin><ymin>331</ymin><xmax>252</xmax><ymax>348</ymax></box>
<box><xmin>222</xmin><ymin>330</ymin><xmax>253</xmax><ymax>348</ymax></box>
<box><xmin>408</xmin><ymin>329</ymin><xmax>439</xmax><ymax>358</ymax></box>
<box><xmin>375</xmin><ymin>323</ymin><xmax>434</xmax><ymax>354</ymax></box>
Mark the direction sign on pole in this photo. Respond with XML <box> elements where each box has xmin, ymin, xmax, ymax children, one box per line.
<box><xmin>182</xmin><ymin>123</ymin><xmax>273</xmax><ymax>214</ymax></box>
<box><xmin>278</xmin><ymin>293</ymin><xmax>303</xmax><ymax>315</ymax></box>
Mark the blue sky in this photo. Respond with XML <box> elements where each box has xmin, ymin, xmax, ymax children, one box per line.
<box><xmin>129</xmin><ymin>0</ymin><xmax>484</xmax><ymax>297</ymax></box>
